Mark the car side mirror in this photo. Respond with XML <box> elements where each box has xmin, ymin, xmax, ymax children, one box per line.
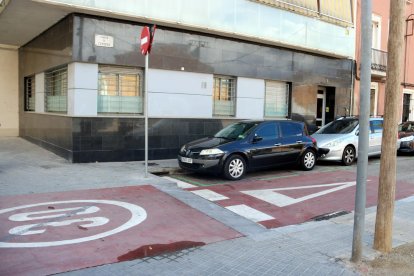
<box><xmin>252</xmin><ymin>134</ymin><xmax>263</xmax><ymax>143</ymax></box>
<box><xmin>355</xmin><ymin>130</ymin><xmax>359</xmax><ymax>136</ymax></box>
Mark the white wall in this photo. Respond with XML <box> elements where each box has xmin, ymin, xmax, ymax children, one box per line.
<box><xmin>0</xmin><ymin>46</ymin><xmax>19</xmax><ymax>136</ymax></box>
<box><xmin>236</xmin><ymin>77</ymin><xmax>265</xmax><ymax>119</ymax></box>
<box><xmin>67</xmin><ymin>62</ymin><xmax>98</xmax><ymax>116</ymax></box>
<box><xmin>45</xmin><ymin>64</ymin><xmax>275</xmax><ymax>120</ymax></box>
<box><xmin>148</xmin><ymin>69</ymin><xmax>213</xmax><ymax>118</ymax></box>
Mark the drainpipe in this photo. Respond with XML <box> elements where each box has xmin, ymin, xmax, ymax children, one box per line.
<box><xmin>404</xmin><ymin>14</ymin><xmax>414</xmax><ymax>88</ymax></box>
<box><xmin>350</xmin><ymin>60</ymin><xmax>355</xmax><ymax>116</ymax></box>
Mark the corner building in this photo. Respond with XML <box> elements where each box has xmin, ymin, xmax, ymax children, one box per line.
<box><xmin>0</xmin><ymin>0</ymin><xmax>355</xmax><ymax>162</ymax></box>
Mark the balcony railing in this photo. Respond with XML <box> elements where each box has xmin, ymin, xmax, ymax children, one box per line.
<box><xmin>371</xmin><ymin>48</ymin><xmax>387</xmax><ymax>72</ymax></box>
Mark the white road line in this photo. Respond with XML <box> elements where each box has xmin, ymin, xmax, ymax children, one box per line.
<box><xmin>162</xmin><ymin>176</ymin><xmax>196</xmax><ymax>188</ymax></box>
<box><xmin>225</xmin><ymin>204</ymin><xmax>274</xmax><ymax>222</ymax></box>
<box><xmin>191</xmin><ymin>189</ymin><xmax>229</xmax><ymax>201</ymax></box>
<box><xmin>241</xmin><ymin>181</ymin><xmax>356</xmax><ymax>207</ymax></box>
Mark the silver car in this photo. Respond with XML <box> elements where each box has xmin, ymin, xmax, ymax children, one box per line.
<box><xmin>311</xmin><ymin>117</ymin><xmax>384</xmax><ymax>165</ymax></box>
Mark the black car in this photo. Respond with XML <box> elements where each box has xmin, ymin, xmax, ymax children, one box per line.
<box><xmin>178</xmin><ymin>120</ymin><xmax>319</xmax><ymax>180</ymax></box>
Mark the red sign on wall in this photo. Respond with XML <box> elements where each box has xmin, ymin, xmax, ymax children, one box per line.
<box><xmin>140</xmin><ymin>25</ymin><xmax>156</xmax><ymax>55</ymax></box>
<box><xmin>140</xmin><ymin>26</ymin><xmax>150</xmax><ymax>55</ymax></box>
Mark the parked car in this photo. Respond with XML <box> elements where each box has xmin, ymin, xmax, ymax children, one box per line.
<box><xmin>398</xmin><ymin>121</ymin><xmax>414</xmax><ymax>153</ymax></box>
<box><xmin>178</xmin><ymin>120</ymin><xmax>319</xmax><ymax>180</ymax></box>
<box><xmin>311</xmin><ymin>117</ymin><xmax>384</xmax><ymax>165</ymax></box>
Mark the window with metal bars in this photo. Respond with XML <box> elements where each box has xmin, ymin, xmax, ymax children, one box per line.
<box><xmin>264</xmin><ymin>81</ymin><xmax>289</xmax><ymax>118</ymax></box>
<box><xmin>213</xmin><ymin>76</ymin><xmax>236</xmax><ymax>116</ymax></box>
<box><xmin>45</xmin><ymin>67</ymin><xmax>68</xmax><ymax>113</ymax></box>
<box><xmin>24</xmin><ymin>76</ymin><xmax>35</xmax><ymax>111</ymax></box>
<box><xmin>98</xmin><ymin>66</ymin><xmax>143</xmax><ymax>114</ymax></box>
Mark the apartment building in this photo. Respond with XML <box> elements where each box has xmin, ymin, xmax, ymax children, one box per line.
<box><xmin>353</xmin><ymin>0</ymin><xmax>414</xmax><ymax>122</ymax></box>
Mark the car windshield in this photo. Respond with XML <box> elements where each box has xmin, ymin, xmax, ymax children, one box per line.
<box><xmin>214</xmin><ymin>122</ymin><xmax>258</xmax><ymax>140</ymax></box>
<box><xmin>315</xmin><ymin>119</ymin><xmax>359</xmax><ymax>134</ymax></box>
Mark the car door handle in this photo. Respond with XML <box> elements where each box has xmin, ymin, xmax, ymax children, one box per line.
<box><xmin>274</xmin><ymin>143</ymin><xmax>282</xmax><ymax>146</ymax></box>
<box><xmin>296</xmin><ymin>140</ymin><xmax>303</xmax><ymax>143</ymax></box>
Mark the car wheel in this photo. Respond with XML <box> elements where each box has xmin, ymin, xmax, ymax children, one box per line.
<box><xmin>300</xmin><ymin>149</ymin><xmax>316</xmax><ymax>171</ymax></box>
<box><xmin>342</xmin><ymin>146</ymin><xmax>355</xmax><ymax>166</ymax></box>
<box><xmin>223</xmin><ymin>155</ymin><xmax>246</xmax><ymax>180</ymax></box>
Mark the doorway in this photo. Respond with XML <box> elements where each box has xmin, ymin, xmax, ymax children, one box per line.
<box><xmin>316</xmin><ymin>87</ymin><xmax>335</xmax><ymax>129</ymax></box>
<box><xmin>316</xmin><ymin>88</ymin><xmax>326</xmax><ymax>128</ymax></box>
<box><xmin>402</xmin><ymin>89</ymin><xmax>414</xmax><ymax>122</ymax></box>
<box><xmin>370</xmin><ymin>82</ymin><xmax>378</xmax><ymax>116</ymax></box>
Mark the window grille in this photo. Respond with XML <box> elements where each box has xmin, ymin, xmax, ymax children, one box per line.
<box><xmin>213</xmin><ymin>76</ymin><xmax>236</xmax><ymax>116</ymax></box>
<box><xmin>45</xmin><ymin>67</ymin><xmax>68</xmax><ymax>113</ymax></box>
<box><xmin>24</xmin><ymin>76</ymin><xmax>35</xmax><ymax>111</ymax></box>
<box><xmin>264</xmin><ymin>81</ymin><xmax>289</xmax><ymax>118</ymax></box>
<box><xmin>98</xmin><ymin>66</ymin><xmax>143</xmax><ymax>114</ymax></box>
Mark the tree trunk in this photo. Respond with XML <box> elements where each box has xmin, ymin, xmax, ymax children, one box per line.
<box><xmin>373</xmin><ymin>0</ymin><xmax>405</xmax><ymax>253</ymax></box>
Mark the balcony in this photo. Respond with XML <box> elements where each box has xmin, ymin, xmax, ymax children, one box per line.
<box><xmin>371</xmin><ymin>48</ymin><xmax>387</xmax><ymax>77</ymax></box>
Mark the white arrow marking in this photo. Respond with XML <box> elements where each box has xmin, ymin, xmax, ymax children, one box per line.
<box><xmin>241</xmin><ymin>181</ymin><xmax>357</xmax><ymax>207</ymax></box>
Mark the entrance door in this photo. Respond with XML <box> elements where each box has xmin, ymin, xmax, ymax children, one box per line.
<box><xmin>402</xmin><ymin>93</ymin><xmax>412</xmax><ymax>122</ymax></box>
<box><xmin>370</xmin><ymin>82</ymin><xmax>378</xmax><ymax>116</ymax></box>
<box><xmin>316</xmin><ymin>89</ymin><xmax>326</xmax><ymax>129</ymax></box>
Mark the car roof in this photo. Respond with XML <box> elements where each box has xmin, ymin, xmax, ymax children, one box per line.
<box><xmin>239</xmin><ymin>119</ymin><xmax>300</xmax><ymax>124</ymax></box>
<box><xmin>334</xmin><ymin>116</ymin><xmax>383</xmax><ymax>121</ymax></box>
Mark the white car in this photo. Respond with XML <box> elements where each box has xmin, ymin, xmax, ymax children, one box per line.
<box><xmin>312</xmin><ymin>117</ymin><xmax>384</xmax><ymax>165</ymax></box>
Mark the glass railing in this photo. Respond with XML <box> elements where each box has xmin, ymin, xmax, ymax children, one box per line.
<box><xmin>42</xmin><ymin>0</ymin><xmax>355</xmax><ymax>58</ymax></box>
<box><xmin>371</xmin><ymin>48</ymin><xmax>387</xmax><ymax>72</ymax></box>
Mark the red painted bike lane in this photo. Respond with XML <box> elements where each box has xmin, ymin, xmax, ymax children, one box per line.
<box><xmin>186</xmin><ymin>171</ymin><xmax>414</xmax><ymax>229</ymax></box>
<box><xmin>0</xmin><ymin>186</ymin><xmax>242</xmax><ymax>276</ymax></box>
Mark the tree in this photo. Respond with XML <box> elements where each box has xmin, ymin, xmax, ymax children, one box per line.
<box><xmin>373</xmin><ymin>0</ymin><xmax>406</xmax><ymax>253</ymax></box>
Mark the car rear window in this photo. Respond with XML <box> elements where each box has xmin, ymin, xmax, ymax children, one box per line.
<box><xmin>280</xmin><ymin>122</ymin><xmax>303</xmax><ymax>137</ymax></box>
<box><xmin>316</xmin><ymin>119</ymin><xmax>358</xmax><ymax>134</ymax></box>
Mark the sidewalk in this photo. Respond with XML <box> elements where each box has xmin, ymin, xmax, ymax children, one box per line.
<box><xmin>0</xmin><ymin>137</ymin><xmax>177</xmax><ymax>196</ymax></box>
<box><xmin>1</xmin><ymin>137</ymin><xmax>414</xmax><ymax>275</ymax></box>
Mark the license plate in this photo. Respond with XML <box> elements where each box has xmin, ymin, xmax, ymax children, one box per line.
<box><xmin>181</xmin><ymin>157</ymin><xmax>193</xmax><ymax>164</ymax></box>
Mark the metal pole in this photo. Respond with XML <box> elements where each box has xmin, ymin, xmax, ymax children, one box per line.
<box><xmin>144</xmin><ymin>53</ymin><xmax>149</xmax><ymax>178</ymax></box>
<box><xmin>351</xmin><ymin>0</ymin><xmax>372</xmax><ymax>263</ymax></box>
